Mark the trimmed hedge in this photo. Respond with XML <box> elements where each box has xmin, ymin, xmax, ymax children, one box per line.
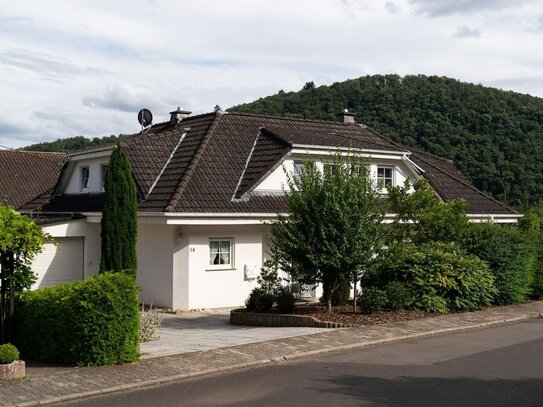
<box><xmin>461</xmin><ymin>224</ymin><xmax>536</xmax><ymax>305</ymax></box>
<box><xmin>15</xmin><ymin>273</ymin><xmax>139</xmax><ymax>366</ymax></box>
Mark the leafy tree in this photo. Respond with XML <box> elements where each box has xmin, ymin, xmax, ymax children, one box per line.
<box><xmin>0</xmin><ymin>205</ymin><xmax>48</xmax><ymax>342</ymax></box>
<box><xmin>302</xmin><ymin>81</ymin><xmax>315</xmax><ymax>90</ymax></box>
<box><xmin>99</xmin><ymin>141</ymin><xmax>138</xmax><ymax>276</ymax></box>
<box><xmin>270</xmin><ymin>154</ymin><xmax>385</xmax><ymax>313</ymax></box>
<box><xmin>387</xmin><ymin>179</ymin><xmax>469</xmax><ymax>244</ymax></box>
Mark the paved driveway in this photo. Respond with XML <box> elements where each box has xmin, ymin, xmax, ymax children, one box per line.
<box><xmin>139</xmin><ymin>311</ymin><xmax>333</xmax><ymax>359</ymax></box>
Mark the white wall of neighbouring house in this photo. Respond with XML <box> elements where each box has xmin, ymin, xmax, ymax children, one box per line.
<box><xmin>176</xmin><ymin>224</ymin><xmax>268</xmax><ymax>310</ymax></box>
<box><xmin>65</xmin><ymin>157</ymin><xmax>109</xmax><ymax>194</ymax></box>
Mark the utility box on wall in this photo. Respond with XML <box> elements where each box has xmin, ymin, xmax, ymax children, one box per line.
<box><xmin>244</xmin><ymin>264</ymin><xmax>259</xmax><ymax>281</ymax></box>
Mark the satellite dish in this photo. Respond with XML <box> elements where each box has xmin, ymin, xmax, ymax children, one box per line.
<box><xmin>137</xmin><ymin>108</ymin><xmax>153</xmax><ymax>127</ymax></box>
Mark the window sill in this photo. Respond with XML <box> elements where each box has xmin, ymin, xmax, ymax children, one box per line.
<box><xmin>206</xmin><ymin>267</ymin><xmax>236</xmax><ymax>272</ymax></box>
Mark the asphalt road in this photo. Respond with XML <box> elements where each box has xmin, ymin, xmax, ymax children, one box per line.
<box><xmin>65</xmin><ymin>318</ymin><xmax>543</xmax><ymax>407</ymax></box>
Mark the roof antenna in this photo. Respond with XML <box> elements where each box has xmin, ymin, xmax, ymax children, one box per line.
<box><xmin>137</xmin><ymin>108</ymin><xmax>153</xmax><ymax>134</ymax></box>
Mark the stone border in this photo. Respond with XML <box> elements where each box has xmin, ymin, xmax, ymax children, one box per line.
<box><xmin>229</xmin><ymin>308</ymin><xmax>344</xmax><ymax>328</ymax></box>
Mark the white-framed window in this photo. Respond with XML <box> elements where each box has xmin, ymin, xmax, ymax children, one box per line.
<box><xmin>293</xmin><ymin>161</ymin><xmax>306</xmax><ymax>182</ymax></box>
<box><xmin>80</xmin><ymin>166</ymin><xmax>90</xmax><ymax>191</ymax></box>
<box><xmin>100</xmin><ymin>164</ymin><xmax>108</xmax><ymax>191</ymax></box>
<box><xmin>377</xmin><ymin>166</ymin><xmax>394</xmax><ymax>189</ymax></box>
<box><xmin>209</xmin><ymin>238</ymin><xmax>233</xmax><ymax>269</ymax></box>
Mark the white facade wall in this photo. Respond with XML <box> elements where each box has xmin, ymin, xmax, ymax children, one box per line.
<box><xmin>136</xmin><ymin>224</ymin><xmax>176</xmax><ymax>308</ymax></box>
<box><xmin>254</xmin><ymin>157</ymin><xmax>415</xmax><ymax>194</ymax></box>
<box><xmin>177</xmin><ymin>225</ymin><xmax>267</xmax><ymax>310</ymax></box>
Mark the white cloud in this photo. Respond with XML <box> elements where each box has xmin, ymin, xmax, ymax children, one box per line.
<box><xmin>0</xmin><ymin>0</ymin><xmax>541</xmax><ymax>148</ymax></box>
<box><xmin>455</xmin><ymin>26</ymin><xmax>483</xmax><ymax>38</ymax></box>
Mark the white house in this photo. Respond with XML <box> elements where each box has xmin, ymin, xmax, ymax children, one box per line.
<box><xmin>0</xmin><ymin>110</ymin><xmax>521</xmax><ymax>310</ymax></box>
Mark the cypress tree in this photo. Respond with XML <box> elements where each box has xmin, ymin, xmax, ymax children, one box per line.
<box><xmin>99</xmin><ymin>140</ymin><xmax>137</xmax><ymax>276</ymax></box>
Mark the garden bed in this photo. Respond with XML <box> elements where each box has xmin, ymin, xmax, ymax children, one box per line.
<box><xmin>231</xmin><ymin>303</ymin><xmax>436</xmax><ymax>328</ymax></box>
<box><xmin>292</xmin><ymin>304</ymin><xmax>434</xmax><ymax>327</ymax></box>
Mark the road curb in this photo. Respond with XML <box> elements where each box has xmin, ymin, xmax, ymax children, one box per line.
<box><xmin>13</xmin><ymin>312</ymin><xmax>540</xmax><ymax>407</ymax></box>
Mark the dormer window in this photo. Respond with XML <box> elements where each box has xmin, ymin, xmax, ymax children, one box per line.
<box><xmin>100</xmin><ymin>164</ymin><xmax>108</xmax><ymax>191</ymax></box>
<box><xmin>377</xmin><ymin>166</ymin><xmax>393</xmax><ymax>189</ymax></box>
<box><xmin>80</xmin><ymin>166</ymin><xmax>90</xmax><ymax>191</ymax></box>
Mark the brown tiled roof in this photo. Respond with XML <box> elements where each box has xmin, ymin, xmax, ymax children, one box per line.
<box><xmin>19</xmin><ymin>111</ymin><xmax>517</xmax><ymax>216</ymax></box>
<box><xmin>409</xmin><ymin>149</ymin><xmax>517</xmax><ymax>215</ymax></box>
<box><xmin>234</xmin><ymin>128</ymin><xmax>291</xmax><ymax>199</ymax></box>
<box><xmin>0</xmin><ymin>151</ymin><xmax>66</xmax><ymax>209</ymax></box>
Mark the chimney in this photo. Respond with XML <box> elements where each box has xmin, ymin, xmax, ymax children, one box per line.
<box><xmin>336</xmin><ymin>109</ymin><xmax>356</xmax><ymax>124</ymax></box>
<box><xmin>169</xmin><ymin>107</ymin><xmax>192</xmax><ymax>126</ymax></box>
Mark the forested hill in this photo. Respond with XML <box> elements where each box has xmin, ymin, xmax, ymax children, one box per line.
<box><xmin>21</xmin><ymin>135</ymin><xmax>120</xmax><ymax>153</ymax></box>
<box><xmin>229</xmin><ymin>75</ymin><xmax>543</xmax><ymax>209</ymax></box>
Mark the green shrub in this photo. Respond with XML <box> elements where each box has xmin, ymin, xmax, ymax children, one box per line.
<box><xmin>15</xmin><ymin>273</ymin><xmax>140</xmax><ymax>366</ymax></box>
<box><xmin>374</xmin><ymin>242</ymin><xmax>496</xmax><ymax>313</ymax></box>
<box><xmin>276</xmin><ymin>288</ymin><xmax>296</xmax><ymax>314</ymax></box>
<box><xmin>531</xmin><ymin>269</ymin><xmax>543</xmax><ymax>300</ymax></box>
<box><xmin>255</xmin><ymin>293</ymin><xmax>274</xmax><ymax>312</ymax></box>
<box><xmin>245</xmin><ymin>288</ymin><xmax>265</xmax><ymax>311</ymax></box>
<box><xmin>0</xmin><ymin>344</ymin><xmax>19</xmax><ymax>364</ymax></box>
<box><xmin>461</xmin><ymin>224</ymin><xmax>536</xmax><ymax>304</ymax></box>
<box><xmin>358</xmin><ymin>287</ymin><xmax>388</xmax><ymax>312</ymax></box>
<box><xmin>384</xmin><ymin>282</ymin><xmax>413</xmax><ymax>310</ymax></box>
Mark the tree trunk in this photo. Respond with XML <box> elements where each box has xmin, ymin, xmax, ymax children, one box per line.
<box><xmin>352</xmin><ymin>276</ymin><xmax>358</xmax><ymax>313</ymax></box>
<box><xmin>326</xmin><ymin>296</ymin><xmax>333</xmax><ymax>314</ymax></box>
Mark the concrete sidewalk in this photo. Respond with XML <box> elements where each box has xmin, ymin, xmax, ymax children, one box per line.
<box><xmin>1</xmin><ymin>302</ymin><xmax>541</xmax><ymax>407</ymax></box>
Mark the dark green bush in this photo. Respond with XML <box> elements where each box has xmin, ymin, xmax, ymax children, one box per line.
<box><xmin>384</xmin><ymin>282</ymin><xmax>413</xmax><ymax>310</ymax></box>
<box><xmin>531</xmin><ymin>269</ymin><xmax>543</xmax><ymax>300</ymax></box>
<box><xmin>461</xmin><ymin>224</ymin><xmax>536</xmax><ymax>304</ymax></box>
<box><xmin>276</xmin><ymin>288</ymin><xmax>296</xmax><ymax>314</ymax></box>
<box><xmin>358</xmin><ymin>287</ymin><xmax>388</xmax><ymax>312</ymax></box>
<box><xmin>15</xmin><ymin>273</ymin><xmax>139</xmax><ymax>366</ymax></box>
<box><xmin>245</xmin><ymin>288</ymin><xmax>265</xmax><ymax>311</ymax></box>
<box><xmin>254</xmin><ymin>293</ymin><xmax>274</xmax><ymax>312</ymax></box>
<box><xmin>0</xmin><ymin>344</ymin><xmax>19</xmax><ymax>364</ymax></box>
<box><xmin>373</xmin><ymin>243</ymin><xmax>496</xmax><ymax>313</ymax></box>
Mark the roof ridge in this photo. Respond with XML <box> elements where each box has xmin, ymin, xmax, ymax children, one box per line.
<box><xmin>413</xmin><ymin>151</ymin><xmax>518</xmax><ymax>214</ymax></box>
<box><xmin>7</xmin><ymin>150</ymin><xmax>66</xmax><ymax>156</ymax></box>
<box><xmin>164</xmin><ymin>112</ymin><xmax>221</xmax><ymax>212</ymax></box>
<box><xmin>226</xmin><ymin>111</ymin><xmax>361</xmax><ymax>126</ymax></box>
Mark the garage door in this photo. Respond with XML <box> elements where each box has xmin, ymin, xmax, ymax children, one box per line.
<box><xmin>31</xmin><ymin>237</ymin><xmax>84</xmax><ymax>289</ymax></box>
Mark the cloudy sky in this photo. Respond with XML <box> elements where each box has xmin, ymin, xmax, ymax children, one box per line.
<box><xmin>1</xmin><ymin>0</ymin><xmax>542</xmax><ymax>148</ymax></box>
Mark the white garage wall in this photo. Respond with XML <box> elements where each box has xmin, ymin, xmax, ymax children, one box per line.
<box><xmin>136</xmin><ymin>223</ymin><xmax>175</xmax><ymax>308</ymax></box>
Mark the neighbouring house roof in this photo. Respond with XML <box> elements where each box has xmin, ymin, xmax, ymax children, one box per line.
<box><xmin>11</xmin><ymin>111</ymin><xmax>517</xmax><ymax>216</ymax></box>
<box><xmin>0</xmin><ymin>150</ymin><xmax>66</xmax><ymax>209</ymax></box>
